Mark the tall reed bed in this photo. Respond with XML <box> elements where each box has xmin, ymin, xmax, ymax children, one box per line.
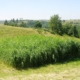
<box><xmin>0</xmin><ymin>35</ymin><xmax>80</xmax><ymax>69</ymax></box>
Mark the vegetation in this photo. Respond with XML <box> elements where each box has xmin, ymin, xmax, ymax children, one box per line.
<box><xmin>4</xmin><ymin>20</ymin><xmax>8</xmax><ymax>25</ymax></box>
<box><xmin>34</xmin><ymin>21</ymin><xmax>42</xmax><ymax>28</ymax></box>
<box><xmin>0</xmin><ymin>25</ymin><xmax>80</xmax><ymax>79</ymax></box>
<box><xmin>63</xmin><ymin>23</ymin><xmax>79</xmax><ymax>37</ymax></box>
<box><xmin>0</xmin><ymin>59</ymin><xmax>80</xmax><ymax>80</ymax></box>
<box><xmin>0</xmin><ymin>24</ymin><xmax>39</xmax><ymax>38</ymax></box>
<box><xmin>4</xmin><ymin>19</ymin><xmax>46</xmax><ymax>28</ymax></box>
<box><xmin>19</xmin><ymin>22</ymin><xmax>26</xmax><ymax>27</ymax></box>
<box><xmin>1</xmin><ymin>15</ymin><xmax>80</xmax><ymax>70</ymax></box>
<box><xmin>49</xmin><ymin>14</ymin><xmax>62</xmax><ymax>35</ymax></box>
<box><xmin>49</xmin><ymin>15</ymin><xmax>79</xmax><ymax>38</ymax></box>
<box><xmin>4</xmin><ymin>15</ymin><xmax>80</xmax><ymax>38</ymax></box>
<box><xmin>0</xmin><ymin>34</ymin><xmax>80</xmax><ymax>69</ymax></box>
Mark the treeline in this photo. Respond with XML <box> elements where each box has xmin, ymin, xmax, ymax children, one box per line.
<box><xmin>4</xmin><ymin>19</ymin><xmax>48</xmax><ymax>28</ymax></box>
<box><xmin>4</xmin><ymin>15</ymin><xmax>79</xmax><ymax>38</ymax></box>
<box><xmin>49</xmin><ymin>15</ymin><xmax>79</xmax><ymax>38</ymax></box>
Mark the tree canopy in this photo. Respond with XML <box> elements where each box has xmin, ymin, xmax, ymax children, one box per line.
<box><xmin>49</xmin><ymin>14</ymin><xmax>62</xmax><ymax>35</ymax></box>
<box><xmin>34</xmin><ymin>21</ymin><xmax>42</xmax><ymax>28</ymax></box>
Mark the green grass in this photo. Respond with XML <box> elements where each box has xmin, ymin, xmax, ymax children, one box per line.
<box><xmin>0</xmin><ymin>34</ymin><xmax>80</xmax><ymax>69</ymax></box>
<box><xmin>0</xmin><ymin>24</ymin><xmax>38</xmax><ymax>38</ymax></box>
<box><xmin>0</xmin><ymin>24</ymin><xmax>80</xmax><ymax>79</ymax></box>
<box><xmin>0</xmin><ymin>24</ymin><xmax>53</xmax><ymax>37</ymax></box>
<box><xmin>0</xmin><ymin>59</ymin><xmax>80</xmax><ymax>80</ymax></box>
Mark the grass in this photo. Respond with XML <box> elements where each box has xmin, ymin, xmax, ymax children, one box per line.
<box><xmin>0</xmin><ymin>59</ymin><xmax>80</xmax><ymax>80</ymax></box>
<box><xmin>0</xmin><ymin>35</ymin><xmax>80</xmax><ymax>69</ymax></box>
<box><xmin>0</xmin><ymin>24</ymin><xmax>53</xmax><ymax>38</ymax></box>
<box><xmin>0</xmin><ymin>24</ymin><xmax>38</xmax><ymax>38</ymax></box>
<box><xmin>0</xmin><ymin>24</ymin><xmax>80</xmax><ymax>79</ymax></box>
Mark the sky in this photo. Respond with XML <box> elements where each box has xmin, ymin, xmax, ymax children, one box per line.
<box><xmin>0</xmin><ymin>0</ymin><xmax>80</xmax><ymax>20</ymax></box>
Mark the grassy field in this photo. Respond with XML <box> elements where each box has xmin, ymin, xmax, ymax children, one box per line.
<box><xmin>0</xmin><ymin>60</ymin><xmax>80</xmax><ymax>80</ymax></box>
<box><xmin>0</xmin><ymin>24</ymin><xmax>38</xmax><ymax>38</ymax></box>
<box><xmin>0</xmin><ymin>24</ymin><xmax>53</xmax><ymax>38</ymax></box>
<box><xmin>0</xmin><ymin>24</ymin><xmax>80</xmax><ymax>80</ymax></box>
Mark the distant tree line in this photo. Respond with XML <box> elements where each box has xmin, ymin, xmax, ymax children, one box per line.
<box><xmin>49</xmin><ymin>15</ymin><xmax>79</xmax><ymax>38</ymax></box>
<box><xmin>4</xmin><ymin>15</ymin><xmax>79</xmax><ymax>38</ymax></box>
<box><xmin>4</xmin><ymin>19</ymin><xmax>48</xmax><ymax>28</ymax></box>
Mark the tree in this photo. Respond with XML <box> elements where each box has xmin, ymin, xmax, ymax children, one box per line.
<box><xmin>16</xmin><ymin>19</ymin><xmax>18</xmax><ymax>23</ymax></box>
<box><xmin>20</xmin><ymin>22</ymin><xmax>26</xmax><ymax>27</ymax></box>
<box><xmin>34</xmin><ymin>21</ymin><xmax>42</xmax><ymax>28</ymax></box>
<box><xmin>49</xmin><ymin>14</ymin><xmax>62</xmax><ymax>35</ymax></box>
<box><xmin>62</xmin><ymin>23</ymin><xmax>79</xmax><ymax>38</ymax></box>
<box><xmin>62</xmin><ymin>20</ymin><xmax>65</xmax><ymax>22</ymax></box>
<box><xmin>12</xmin><ymin>18</ymin><xmax>15</xmax><ymax>23</ymax></box>
<box><xmin>4</xmin><ymin>20</ymin><xmax>8</xmax><ymax>25</ymax></box>
<box><xmin>62</xmin><ymin>23</ymin><xmax>72</xmax><ymax>35</ymax></box>
<box><xmin>72</xmin><ymin>25</ymin><xmax>79</xmax><ymax>37</ymax></box>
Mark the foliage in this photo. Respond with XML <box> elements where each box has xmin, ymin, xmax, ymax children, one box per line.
<box><xmin>34</xmin><ymin>21</ymin><xmax>42</xmax><ymax>28</ymax></box>
<box><xmin>0</xmin><ymin>35</ymin><xmax>80</xmax><ymax>69</ymax></box>
<box><xmin>62</xmin><ymin>23</ymin><xmax>79</xmax><ymax>37</ymax></box>
<box><xmin>4</xmin><ymin>20</ymin><xmax>8</xmax><ymax>25</ymax></box>
<box><xmin>4</xmin><ymin>19</ymin><xmax>48</xmax><ymax>28</ymax></box>
<box><xmin>3</xmin><ymin>16</ymin><xmax>80</xmax><ymax>38</ymax></box>
<box><xmin>62</xmin><ymin>23</ymin><xmax>72</xmax><ymax>35</ymax></box>
<box><xmin>49</xmin><ymin>15</ymin><xmax>62</xmax><ymax>35</ymax></box>
<box><xmin>73</xmin><ymin>25</ymin><xmax>79</xmax><ymax>37</ymax></box>
<box><xmin>19</xmin><ymin>22</ymin><xmax>26</xmax><ymax>27</ymax></box>
<box><xmin>49</xmin><ymin>15</ymin><xmax>79</xmax><ymax>38</ymax></box>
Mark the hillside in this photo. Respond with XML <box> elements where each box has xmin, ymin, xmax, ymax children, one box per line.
<box><xmin>0</xmin><ymin>24</ymin><xmax>80</xmax><ymax>80</ymax></box>
<box><xmin>0</xmin><ymin>24</ymin><xmax>52</xmax><ymax>38</ymax></box>
<box><xmin>3</xmin><ymin>19</ymin><xmax>80</xmax><ymax>37</ymax></box>
<box><xmin>0</xmin><ymin>24</ymin><xmax>38</xmax><ymax>38</ymax></box>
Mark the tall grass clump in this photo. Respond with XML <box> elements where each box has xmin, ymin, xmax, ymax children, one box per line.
<box><xmin>0</xmin><ymin>35</ymin><xmax>80</xmax><ymax>69</ymax></box>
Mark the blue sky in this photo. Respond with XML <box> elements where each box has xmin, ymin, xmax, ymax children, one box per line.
<box><xmin>0</xmin><ymin>0</ymin><xmax>80</xmax><ymax>20</ymax></box>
